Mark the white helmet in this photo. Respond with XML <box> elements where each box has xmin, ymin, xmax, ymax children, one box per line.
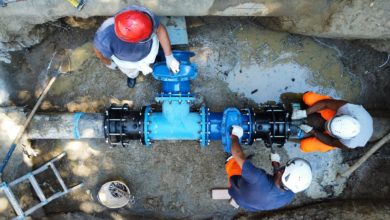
<box><xmin>327</xmin><ymin>115</ymin><xmax>360</xmax><ymax>139</ymax></box>
<box><xmin>97</xmin><ymin>180</ymin><xmax>132</xmax><ymax>209</ymax></box>
<box><xmin>282</xmin><ymin>158</ymin><xmax>312</xmax><ymax>193</ymax></box>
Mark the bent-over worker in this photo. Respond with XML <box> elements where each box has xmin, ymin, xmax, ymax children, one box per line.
<box><xmin>225</xmin><ymin>125</ymin><xmax>313</xmax><ymax>211</ymax></box>
<box><xmin>292</xmin><ymin>92</ymin><xmax>373</xmax><ymax>153</ymax></box>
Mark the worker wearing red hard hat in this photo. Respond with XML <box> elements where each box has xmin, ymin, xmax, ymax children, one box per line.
<box><xmin>93</xmin><ymin>5</ymin><xmax>180</xmax><ymax>88</ymax></box>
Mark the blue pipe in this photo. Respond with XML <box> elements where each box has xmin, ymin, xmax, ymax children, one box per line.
<box><xmin>142</xmin><ymin>51</ymin><xmax>252</xmax><ymax>151</ymax></box>
<box><xmin>209</xmin><ymin>112</ymin><xmax>223</xmax><ymax>140</ymax></box>
<box><xmin>105</xmin><ymin>51</ymin><xmax>290</xmax><ymax>151</ymax></box>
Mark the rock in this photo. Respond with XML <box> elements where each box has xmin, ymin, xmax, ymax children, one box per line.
<box><xmin>256</xmin><ymin>0</ymin><xmax>390</xmax><ymax>39</ymax></box>
<box><xmin>62</xmin><ymin>17</ymin><xmax>98</xmax><ymax>30</ymax></box>
<box><xmin>0</xmin><ymin>0</ymin><xmax>389</xmax><ymax>56</ymax></box>
<box><xmin>361</xmin><ymin>39</ymin><xmax>390</xmax><ymax>53</ymax></box>
<box><xmin>0</xmin><ymin>51</ymin><xmax>11</xmax><ymax>64</ymax></box>
<box><xmin>370</xmin><ymin>116</ymin><xmax>390</xmax><ymax>142</ymax></box>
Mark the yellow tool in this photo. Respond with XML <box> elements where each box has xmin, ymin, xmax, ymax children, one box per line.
<box><xmin>66</xmin><ymin>0</ymin><xmax>85</xmax><ymax>11</ymax></box>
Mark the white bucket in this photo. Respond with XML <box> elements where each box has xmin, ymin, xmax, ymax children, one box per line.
<box><xmin>97</xmin><ymin>180</ymin><xmax>133</xmax><ymax>209</ymax></box>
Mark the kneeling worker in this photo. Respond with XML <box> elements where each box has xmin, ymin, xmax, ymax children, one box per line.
<box><xmin>225</xmin><ymin>125</ymin><xmax>313</xmax><ymax>211</ymax></box>
<box><xmin>292</xmin><ymin>92</ymin><xmax>373</xmax><ymax>153</ymax></box>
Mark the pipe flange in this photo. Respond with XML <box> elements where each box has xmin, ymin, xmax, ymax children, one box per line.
<box><xmin>199</xmin><ymin>106</ymin><xmax>209</xmax><ymax>147</ymax></box>
<box><xmin>143</xmin><ymin>106</ymin><xmax>152</xmax><ymax>146</ymax></box>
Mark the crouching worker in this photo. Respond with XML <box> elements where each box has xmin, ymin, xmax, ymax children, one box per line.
<box><xmin>93</xmin><ymin>5</ymin><xmax>180</xmax><ymax>88</ymax></box>
<box><xmin>225</xmin><ymin>125</ymin><xmax>313</xmax><ymax>211</ymax></box>
<box><xmin>292</xmin><ymin>92</ymin><xmax>373</xmax><ymax>153</ymax></box>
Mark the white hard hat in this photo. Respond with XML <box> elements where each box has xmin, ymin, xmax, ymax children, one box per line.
<box><xmin>327</xmin><ymin>115</ymin><xmax>360</xmax><ymax>139</ymax></box>
<box><xmin>97</xmin><ymin>180</ymin><xmax>131</xmax><ymax>209</ymax></box>
<box><xmin>282</xmin><ymin>158</ymin><xmax>312</xmax><ymax>193</ymax></box>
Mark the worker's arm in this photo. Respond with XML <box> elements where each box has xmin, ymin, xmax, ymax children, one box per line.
<box><xmin>273</xmin><ymin>166</ymin><xmax>284</xmax><ymax>190</ymax></box>
<box><xmin>231</xmin><ymin>135</ymin><xmax>246</xmax><ymax>168</ymax></box>
<box><xmin>156</xmin><ymin>25</ymin><xmax>173</xmax><ymax>56</ymax></box>
<box><xmin>94</xmin><ymin>47</ymin><xmax>112</xmax><ymax>65</ymax></box>
<box><xmin>156</xmin><ymin>24</ymin><xmax>180</xmax><ymax>73</ymax></box>
<box><xmin>306</xmin><ymin>99</ymin><xmax>348</xmax><ymax>115</ymax></box>
<box><xmin>312</xmin><ymin>130</ymin><xmax>350</xmax><ymax>150</ymax></box>
<box><xmin>270</xmin><ymin>153</ymin><xmax>284</xmax><ymax>188</ymax></box>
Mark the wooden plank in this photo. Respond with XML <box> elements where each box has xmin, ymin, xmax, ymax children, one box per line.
<box><xmin>211</xmin><ymin>188</ymin><xmax>230</xmax><ymax>200</ymax></box>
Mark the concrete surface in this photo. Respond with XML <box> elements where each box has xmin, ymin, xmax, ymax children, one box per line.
<box><xmin>258</xmin><ymin>0</ymin><xmax>390</xmax><ymax>39</ymax></box>
<box><xmin>0</xmin><ymin>0</ymin><xmax>390</xmax><ymax>63</ymax></box>
<box><xmin>0</xmin><ymin>17</ymin><xmax>389</xmax><ymax>219</ymax></box>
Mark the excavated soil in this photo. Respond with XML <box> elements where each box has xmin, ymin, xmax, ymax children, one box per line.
<box><xmin>0</xmin><ymin>17</ymin><xmax>389</xmax><ymax>219</ymax></box>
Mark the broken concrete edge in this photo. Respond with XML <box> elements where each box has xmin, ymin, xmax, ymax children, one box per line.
<box><xmin>0</xmin><ymin>0</ymin><xmax>390</xmax><ymax>60</ymax></box>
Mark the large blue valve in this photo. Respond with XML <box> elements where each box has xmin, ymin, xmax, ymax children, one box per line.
<box><xmin>104</xmin><ymin>51</ymin><xmax>291</xmax><ymax>152</ymax></box>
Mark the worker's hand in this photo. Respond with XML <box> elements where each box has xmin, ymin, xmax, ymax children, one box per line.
<box><xmin>299</xmin><ymin>124</ymin><xmax>313</xmax><ymax>133</ymax></box>
<box><xmin>165</xmin><ymin>54</ymin><xmax>180</xmax><ymax>74</ymax></box>
<box><xmin>291</xmin><ymin>110</ymin><xmax>307</xmax><ymax>120</ymax></box>
<box><xmin>270</xmin><ymin>153</ymin><xmax>281</xmax><ymax>163</ymax></box>
<box><xmin>105</xmin><ymin>61</ymin><xmax>118</xmax><ymax>70</ymax></box>
<box><xmin>231</xmin><ymin>125</ymin><xmax>244</xmax><ymax>139</ymax></box>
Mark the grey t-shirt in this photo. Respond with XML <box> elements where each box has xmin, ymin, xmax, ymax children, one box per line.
<box><xmin>336</xmin><ymin>103</ymin><xmax>373</xmax><ymax>148</ymax></box>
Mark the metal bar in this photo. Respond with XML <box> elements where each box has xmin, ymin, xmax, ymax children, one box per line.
<box><xmin>32</xmin><ymin>152</ymin><xmax>66</xmax><ymax>174</ymax></box>
<box><xmin>110</xmin><ymin>142</ymin><xmax>130</xmax><ymax>146</ymax></box>
<box><xmin>48</xmin><ymin>152</ymin><xmax>67</xmax><ymax>163</ymax></box>
<box><xmin>9</xmin><ymin>173</ymin><xmax>31</xmax><ymax>187</ymax></box>
<box><xmin>46</xmin><ymin>183</ymin><xmax>84</xmax><ymax>203</ymax></box>
<box><xmin>49</xmin><ymin>163</ymin><xmax>68</xmax><ymax>192</ymax></box>
<box><xmin>120</xmin><ymin>105</ymin><xmax>125</xmax><ymax>147</ymax></box>
<box><xmin>23</xmin><ymin>201</ymin><xmax>47</xmax><ymax>216</ymax></box>
<box><xmin>10</xmin><ymin>152</ymin><xmax>66</xmax><ymax>186</ymax></box>
<box><xmin>108</xmin><ymin>119</ymin><xmax>127</xmax><ymax>121</ymax></box>
<box><xmin>24</xmin><ymin>183</ymin><xmax>84</xmax><ymax>216</ymax></box>
<box><xmin>31</xmin><ymin>165</ymin><xmax>50</xmax><ymax>176</ymax></box>
<box><xmin>266</xmin><ymin>109</ymin><xmax>284</xmax><ymax>112</ymax></box>
<box><xmin>28</xmin><ymin>175</ymin><xmax>46</xmax><ymax>202</ymax></box>
<box><xmin>1</xmin><ymin>184</ymin><xmax>24</xmax><ymax>216</ymax></box>
<box><xmin>0</xmin><ymin>54</ymin><xmax>59</xmax><ymax>178</ymax></box>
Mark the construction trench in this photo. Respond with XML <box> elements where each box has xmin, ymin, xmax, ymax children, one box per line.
<box><xmin>0</xmin><ymin>1</ymin><xmax>390</xmax><ymax>219</ymax></box>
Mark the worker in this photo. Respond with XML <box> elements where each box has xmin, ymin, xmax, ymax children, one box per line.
<box><xmin>292</xmin><ymin>92</ymin><xmax>373</xmax><ymax>153</ymax></box>
<box><xmin>93</xmin><ymin>5</ymin><xmax>180</xmax><ymax>88</ymax></box>
<box><xmin>225</xmin><ymin>125</ymin><xmax>312</xmax><ymax>211</ymax></box>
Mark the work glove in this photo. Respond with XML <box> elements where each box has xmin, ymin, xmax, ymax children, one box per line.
<box><xmin>270</xmin><ymin>153</ymin><xmax>281</xmax><ymax>163</ymax></box>
<box><xmin>231</xmin><ymin>125</ymin><xmax>244</xmax><ymax>139</ymax></box>
<box><xmin>165</xmin><ymin>54</ymin><xmax>180</xmax><ymax>74</ymax></box>
<box><xmin>291</xmin><ymin>110</ymin><xmax>307</xmax><ymax>120</ymax></box>
<box><xmin>299</xmin><ymin>124</ymin><xmax>313</xmax><ymax>133</ymax></box>
<box><xmin>105</xmin><ymin>61</ymin><xmax>118</xmax><ymax>70</ymax></box>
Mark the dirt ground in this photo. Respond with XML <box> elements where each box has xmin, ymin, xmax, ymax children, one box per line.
<box><xmin>0</xmin><ymin>17</ymin><xmax>389</xmax><ymax>219</ymax></box>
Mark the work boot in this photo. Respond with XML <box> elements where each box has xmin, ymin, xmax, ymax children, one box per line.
<box><xmin>127</xmin><ymin>77</ymin><xmax>136</xmax><ymax>88</ymax></box>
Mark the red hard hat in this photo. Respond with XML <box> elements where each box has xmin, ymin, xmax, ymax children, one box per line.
<box><xmin>114</xmin><ymin>10</ymin><xmax>153</xmax><ymax>43</ymax></box>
